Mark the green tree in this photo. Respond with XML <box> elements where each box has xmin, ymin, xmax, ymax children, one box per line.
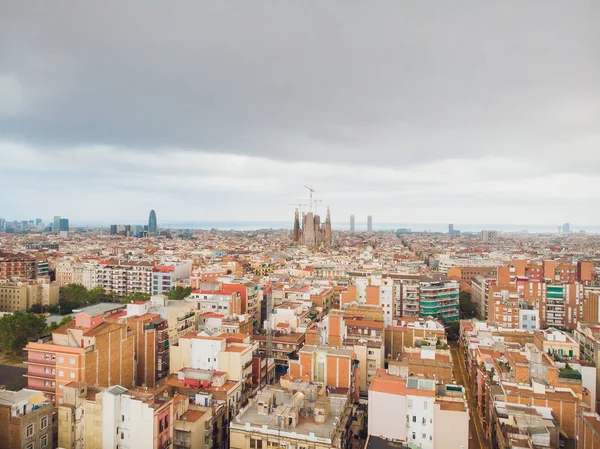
<box><xmin>0</xmin><ymin>312</ymin><xmax>48</xmax><ymax>355</ymax></box>
<box><xmin>166</xmin><ymin>286</ymin><xmax>193</xmax><ymax>300</ymax></box>
<box><xmin>87</xmin><ymin>286</ymin><xmax>109</xmax><ymax>304</ymax></box>
<box><xmin>119</xmin><ymin>293</ymin><xmax>151</xmax><ymax>304</ymax></box>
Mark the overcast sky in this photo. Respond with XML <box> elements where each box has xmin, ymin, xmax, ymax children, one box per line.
<box><xmin>1</xmin><ymin>1</ymin><xmax>599</xmax><ymax>227</ymax></box>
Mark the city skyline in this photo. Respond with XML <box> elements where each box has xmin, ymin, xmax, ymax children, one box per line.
<box><xmin>1</xmin><ymin>2</ymin><xmax>599</xmax><ymax>224</ymax></box>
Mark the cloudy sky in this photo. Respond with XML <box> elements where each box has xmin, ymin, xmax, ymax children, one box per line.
<box><xmin>1</xmin><ymin>1</ymin><xmax>599</xmax><ymax>227</ymax></box>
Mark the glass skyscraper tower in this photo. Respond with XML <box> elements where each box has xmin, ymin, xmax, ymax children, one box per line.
<box><xmin>148</xmin><ymin>210</ymin><xmax>157</xmax><ymax>235</ymax></box>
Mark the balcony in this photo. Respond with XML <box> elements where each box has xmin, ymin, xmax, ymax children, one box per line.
<box><xmin>25</xmin><ymin>371</ymin><xmax>55</xmax><ymax>380</ymax></box>
<box><xmin>26</xmin><ymin>359</ymin><xmax>56</xmax><ymax>366</ymax></box>
<box><xmin>31</xmin><ymin>384</ymin><xmax>56</xmax><ymax>393</ymax></box>
<box><xmin>174</xmin><ymin>439</ymin><xmax>191</xmax><ymax>448</ymax></box>
<box><xmin>159</xmin><ymin>438</ymin><xmax>172</xmax><ymax>449</ymax></box>
<box><xmin>178</xmin><ymin>312</ymin><xmax>195</xmax><ymax>321</ymax></box>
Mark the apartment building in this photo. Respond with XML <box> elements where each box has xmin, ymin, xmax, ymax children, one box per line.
<box><xmin>94</xmin><ymin>260</ymin><xmax>155</xmax><ymax>296</ymax></box>
<box><xmin>101</xmin><ymin>385</ymin><xmax>174</xmax><ymax>449</ymax></box>
<box><xmin>577</xmin><ymin>412</ymin><xmax>600</xmax><ymax>449</ymax></box>
<box><xmin>173</xmin><ymin>394</ymin><xmax>213</xmax><ymax>449</ymax></box>
<box><xmin>289</xmin><ymin>345</ymin><xmax>356</xmax><ymax>390</ymax></box>
<box><xmin>230</xmin><ymin>382</ymin><xmax>353</xmax><ymax>449</ymax></box>
<box><xmin>492</xmin><ymin>402</ymin><xmax>559</xmax><ymax>449</ymax></box>
<box><xmin>152</xmin><ymin>262</ymin><xmax>191</xmax><ymax>295</ymax></box>
<box><xmin>0</xmin><ymin>389</ymin><xmax>56</xmax><ymax>449</ymax></box>
<box><xmin>106</xmin><ymin>301</ymin><xmax>171</xmax><ymax>388</ymax></box>
<box><xmin>368</xmin><ymin>374</ymin><xmax>469</xmax><ymax>449</ymax></box>
<box><xmin>252</xmin><ymin>350</ymin><xmax>276</xmax><ymax>391</ymax></box>
<box><xmin>188</xmin><ymin>288</ymin><xmax>242</xmax><ymax>316</ymax></box>
<box><xmin>419</xmin><ymin>281</ymin><xmax>460</xmax><ymax>323</ymax></box>
<box><xmin>0</xmin><ymin>251</ymin><xmax>36</xmax><ymax>280</ymax></box>
<box><xmin>151</xmin><ymin>295</ymin><xmax>197</xmax><ymax>345</ymax></box>
<box><xmin>533</xmin><ymin>328</ymin><xmax>579</xmax><ymax>359</ymax></box>
<box><xmin>447</xmin><ymin>265</ymin><xmax>497</xmax><ymax>283</ymax></box>
<box><xmin>0</xmin><ymin>279</ymin><xmax>59</xmax><ymax>312</ymax></box>
<box><xmin>170</xmin><ymin>332</ymin><xmax>254</xmax><ymax>403</ymax></box>
<box><xmin>25</xmin><ymin>304</ymin><xmax>136</xmax><ymax>404</ymax></box>
<box><xmin>57</xmin><ymin>383</ymin><xmax>104</xmax><ymax>449</ymax></box>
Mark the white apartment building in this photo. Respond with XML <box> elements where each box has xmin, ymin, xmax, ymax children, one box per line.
<box><xmin>94</xmin><ymin>261</ymin><xmax>154</xmax><ymax>296</ymax></box>
<box><xmin>151</xmin><ymin>262</ymin><xmax>191</xmax><ymax>295</ymax></box>
<box><xmin>368</xmin><ymin>376</ymin><xmax>469</xmax><ymax>449</ymax></box>
<box><xmin>101</xmin><ymin>385</ymin><xmax>173</xmax><ymax>449</ymax></box>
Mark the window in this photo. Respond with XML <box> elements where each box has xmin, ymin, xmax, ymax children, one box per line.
<box><xmin>41</xmin><ymin>434</ymin><xmax>48</xmax><ymax>448</ymax></box>
<box><xmin>422</xmin><ymin>417</ymin><xmax>426</xmax><ymax>424</ymax></box>
<box><xmin>70</xmin><ymin>373</ymin><xmax>75</xmax><ymax>379</ymax></box>
<box><xmin>408</xmin><ymin>398</ymin><xmax>413</xmax><ymax>408</ymax></box>
<box><xmin>26</xmin><ymin>424</ymin><xmax>34</xmax><ymax>437</ymax></box>
<box><xmin>122</xmin><ymin>415</ymin><xmax>125</xmax><ymax>421</ymax></box>
<box><xmin>40</xmin><ymin>415</ymin><xmax>48</xmax><ymax>429</ymax></box>
<box><xmin>58</xmin><ymin>357</ymin><xmax>64</xmax><ymax>363</ymax></box>
<box><xmin>26</xmin><ymin>444</ymin><xmax>34</xmax><ymax>449</ymax></box>
<box><xmin>412</xmin><ymin>432</ymin><xmax>416</xmax><ymax>440</ymax></box>
<box><xmin>422</xmin><ymin>434</ymin><xmax>426</xmax><ymax>439</ymax></box>
<box><xmin>59</xmin><ymin>371</ymin><xmax>64</xmax><ymax>377</ymax></box>
<box><xmin>70</xmin><ymin>358</ymin><xmax>76</xmax><ymax>365</ymax></box>
<box><xmin>423</xmin><ymin>401</ymin><xmax>428</xmax><ymax>410</ymax></box>
<box><xmin>412</xmin><ymin>416</ymin><xmax>416</xmax><ymax>422</ymax></box>
<box><xmin>121</xmin><ymin>432</ymin><xmax>124</xmax><ymax>440</ymax></box>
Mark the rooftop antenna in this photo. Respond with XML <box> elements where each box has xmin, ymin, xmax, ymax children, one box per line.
<box><xmin>304</xmin><ymin>185</ymin><xmax>315</xmax><ymax>213</ymax></box>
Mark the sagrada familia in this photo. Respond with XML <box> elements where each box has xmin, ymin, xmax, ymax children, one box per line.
<box><xmin>292</xmin><ymin>207</ymin><xmax>332</xmax><ymax>247</ymax></box>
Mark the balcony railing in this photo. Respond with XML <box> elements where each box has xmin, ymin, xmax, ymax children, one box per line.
<box><xmin>159</xmin><ymin>438</ymin><xmax>172</xmax><ymax>449</ymax></box>
<box><xmin>174</xmin><ymin>439</ymin><xmax>191</xmax><ymax>448</ymax></box>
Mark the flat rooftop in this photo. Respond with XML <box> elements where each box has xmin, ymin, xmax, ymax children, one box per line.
<box><xmin>231</xmin><ymin>387</ymin><xmax>348</xmax><ymax>441</ymax></box>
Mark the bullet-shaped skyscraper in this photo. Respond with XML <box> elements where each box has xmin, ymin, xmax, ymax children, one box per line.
<box><xmin>148</xmin><ymin>210</ymin><xmax>157</xmax><ymax>235</ymax></box>
<box><xmin>367</xmin><ymin>215</ymin><xmax>372</xmax><ymax>232</ymax></box>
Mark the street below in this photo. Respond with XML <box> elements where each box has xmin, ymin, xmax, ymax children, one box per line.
<box><xmin>450</xmin><ymin>343</ymin><xmax>490</xmax><ymax>449</ymax></box>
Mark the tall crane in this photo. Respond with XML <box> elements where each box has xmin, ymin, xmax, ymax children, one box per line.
<box><xmin>289</xmin><ymin>203</ymin><xmax>307</xmax><ymax>215</ymax></box>
<box><xmin>304</xmin><ymin>185</ymin><xmax>315</xmax><ymax>213</ymax></box>
<box><xmin>314</xmin><ymin>199</ymin><xmax>323</xmax><ymax>216</ymax></box>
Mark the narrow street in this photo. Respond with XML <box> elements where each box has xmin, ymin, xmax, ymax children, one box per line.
<box><xmin>450</xmin><ymin>343</ymin><xmax>490</xmax><ymax>449</ymax></box>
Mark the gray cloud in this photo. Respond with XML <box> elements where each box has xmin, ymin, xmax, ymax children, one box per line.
<box><xmin>1</xmin><ymin>1</ymin><xmax>599</xmax><ymax>167</ymax></box>
<box><xmin>1</xmin><ymin>1</ymin><xmax>600</xmax><ymax>225</ymax></box>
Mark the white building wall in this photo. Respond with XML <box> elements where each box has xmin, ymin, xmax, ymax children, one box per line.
<box><xmin>407</xmin><ymin>394</ymin><xmax>435</xmax><ymax>449</ymax></box>
<box><xmin>190</xmin><ymin>339</ymin><xmax>226</xmax><ymax>370</ymax></box>
<box><xmin>380</xmin><ymin>284</ymin><xmax>394</xmax><ymax>327</ymax></box>
<box><xmin>433</xmin><ymin>404</ymin><xmax>469</xmax><ymax>449</ymax></box>
<box><xmin>368</xmin><ymin>390</ymin><xmax>407</xmax><ymax>441</ymax></box>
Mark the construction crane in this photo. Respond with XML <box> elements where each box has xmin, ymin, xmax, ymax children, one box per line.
<box><xmin>314</xmin><ymin>199</ymin><xmax>323</xmax><ymax>216</ymax></box>
<box><xmin>289</xmin><ymin>203</ymin><xmax>307</xmax><ymax>215</ymax></box>
<box><xmin>304</xmin><ymin>185</ymin><xmax>315</xmax><ymax>213</ymax></box>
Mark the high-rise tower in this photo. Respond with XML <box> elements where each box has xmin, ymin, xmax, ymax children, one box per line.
<box><xmin>325</xmin><ymin>207</ymin><xmax>332</xmax><ymax>247</ymax></box>
<box><xmin>148</xmin><ymin>210</ymin><xmax>157</xmax><ymax>235</ymax></box>
<box><xmin>350</xmin><ymin>215</ymin><xmax>355</xmax><ymax>234</ymax></box>
<box><xmin>293</xmin><ymin>209</ymin><xmax>301</xmax><ymax>241</ymax></box>
<box><xmin>367</xmin><ymin>215</ymin><xmax>373</xmax><ymax>232</ymax></box>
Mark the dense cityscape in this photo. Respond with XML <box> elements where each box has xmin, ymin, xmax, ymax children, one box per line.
<box><xmin>3</xmin><ymin>2</ymin><xmax>599</xmax><ymax>449</ymax></box>
<box><xmin>0</xmin><ymin>206</ymin><xmax>600</xmax><ymax>449</ymax></box>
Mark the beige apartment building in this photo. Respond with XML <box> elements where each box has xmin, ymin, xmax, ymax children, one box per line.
<box><xmin>230</xmin><ymin>382</ymin><xmax>353</xmax><ymax>449</ymax></box>
<box><xmin>0</xmin><ymin>389</ymin><xmax>56</xmax><ymax>449</ymax></box>
<box><xmin>0</xmin><ymin>279</ymin><xmax>59</xmax><ymax>312</ymax></box>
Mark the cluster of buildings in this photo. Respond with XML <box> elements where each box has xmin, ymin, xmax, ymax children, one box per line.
<box><xmin>1</xmin><ymin>225</ymin><xmax>600</xmax><ymax>448</ymax></box>
<box><xmin>460</xmin><ymin>320</ymin><xmax>600</xmax><ymax>448</ymax></box>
